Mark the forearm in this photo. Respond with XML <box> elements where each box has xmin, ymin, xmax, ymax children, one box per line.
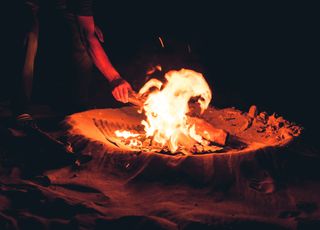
<box><xmin>76</xmin><ymin>15</ymin><xmax>121</xmax><ymax>82</ymax></box>
<box><xmin>76</xmin><ymin>15</ymin><xmax>132</xmax><ymax>103</ymax></box>
<box><xmin>22</xmin><ymin>5</ymin><xmax>39</xmax><ymax>100</ymax></box>
<box><xmin>86</xmin><ymin>36</ymin><xmax>120</xmax><ymax>82</ymax></box>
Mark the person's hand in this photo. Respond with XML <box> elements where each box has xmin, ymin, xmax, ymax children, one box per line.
<box><xmin>110</xmin><ymin>77</ymin><xmax>132</xmax><ymax>103</ymax></box>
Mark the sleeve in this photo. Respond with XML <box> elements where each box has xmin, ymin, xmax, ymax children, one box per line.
<box><xmin>73</xmin><ymin>0</ymin><xmax>93</xmax><ymax>16</ymax></box>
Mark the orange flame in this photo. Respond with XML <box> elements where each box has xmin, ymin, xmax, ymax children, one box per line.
<box><xmin>139</xmin><ymin>69</ymin><xmax>212</xmax><ymax>152</ymax></box>
<box><xmin>115</xmin><ymin>130</ymin><xmax>140</xmax><ymax>139</ymax></box>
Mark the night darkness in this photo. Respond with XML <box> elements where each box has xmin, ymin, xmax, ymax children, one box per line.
<box><xmin>1</xmin><ymin>1</ymin><xmax>320</xmax><ymax>229</ymax></box>
<box><xmin>1</xmin><ymin>1</ymin><xmax>318</xmax><ymax>136</ymax></box>
<box><xmin>93</xmin><ymin>2</ymin><xmax>319</xmax><ymax>142</ymax></box>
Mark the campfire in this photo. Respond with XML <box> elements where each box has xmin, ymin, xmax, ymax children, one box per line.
<box><xmin>114</xmin><ymin>69</ymin><xmax>228</xmax><ymax>154</ymax></box>
<box><xmin>64</xmin><ymin>67</ymin><xmax>301</xmax><ymax>188</ymax></box>
<box><xmin>64</xmin><ymin>68</ymin><xmax>301</xmax><ymax>160</ymax></box>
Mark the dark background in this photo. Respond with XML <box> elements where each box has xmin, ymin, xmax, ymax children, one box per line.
<box><xmin>87</xmin><ymin>1</ymin><xmax>319</xmax><ymax>143</ymax></box>
<box><xmin>1</xmin><ymin>1</ymin><xmax>319</xmax><ymax>142</ymax></box>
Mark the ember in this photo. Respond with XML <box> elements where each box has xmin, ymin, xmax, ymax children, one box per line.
<box><xmin>114</xmin><ymin>69</ymin><xmax>227</xmax><ymax>154</ymax></box>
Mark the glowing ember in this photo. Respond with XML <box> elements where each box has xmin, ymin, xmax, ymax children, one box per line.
<box><xmin>115</xmin><ymin>69</ymin><xmax>217</xmax><ymax>153</ymax></box>
<box><xmin>115</xmin><ymin>130</ymin><xmax>140</xmax><ymax>139</ymax></box>
<box><xmin>128</xmin><ymin>139</ymin><xmax>142</xmax><ymax>147</ymax></box>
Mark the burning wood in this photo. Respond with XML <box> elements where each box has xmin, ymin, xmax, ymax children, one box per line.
<box><xmin>187</xmin><ymin>117</ymin><xmax>228</xmax><ymax>146</ymax></box>
<box><xmin>64</xmin><ymin>67</ymin><xmax>301</xmax><ymax>158</ymax></box>
<box><xmin>116</xmin><ymin>69</ymin><xmax>228</xmax><ymax>154</ymax></box>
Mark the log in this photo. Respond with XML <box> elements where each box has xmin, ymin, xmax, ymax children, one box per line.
<box><xmin>187</xmin><ymin>117</ymin><xmax>228</xmax><ymax>146</ymax></box>
<box><xmin>127</xmin><ymin>92</ymin><xmax>228</xmax><ymax>146</ymax></box>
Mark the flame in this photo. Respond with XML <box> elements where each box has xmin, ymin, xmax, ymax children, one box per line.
<box><xmin>115</xmin><ymin>130</ymin><xmax>142</xmax><ymax>148</ymax></box>
<box><xmin>146</xmin><ymin>65</ymin><xmax>162</xmax><ymax>75</ymax></box>
<box><xmin>115</xmin><ymin>130</ymin><xmax>140</xmax><ymax>139</ymax></box>
<box><xmin>128</xmin><ymin>139</ymin><xmax>142</xmax><ymax>147</ymax></box>
<box><xmin>140</xmin><ymin>69</ymin><xmax>212</xmax><ymax>152</ymax></box>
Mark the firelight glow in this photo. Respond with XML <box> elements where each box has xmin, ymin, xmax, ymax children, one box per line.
<box><xmin>139</xmin><ymin>69</ymin><xmax>212</xmax><ymax>152</ymax></box>
<box><xmin>114</xmin><ymin>130</ymin><xmax>140</xmax><ymax>139</ymax></box>
<box><xmin>114</xmin><ymin>69</ymin><xmax>213</xmax><ymax>153</ymax></box>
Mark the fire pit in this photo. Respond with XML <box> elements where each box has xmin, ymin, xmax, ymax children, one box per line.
<box><xmin>63</xmin><ymin>69</ymin><xmax>301</xmax><ymax>188</ymax></box>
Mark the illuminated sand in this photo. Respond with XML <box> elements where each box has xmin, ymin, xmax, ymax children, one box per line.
<box><xmin>1</xmin><ymin>106</ymin><xmax>314</xmax><ymax>230</ymax></box>
<box><xmin>63</xmin><ymin>106</ymin><xmax>301</xmax><ymax>186</ymax></box>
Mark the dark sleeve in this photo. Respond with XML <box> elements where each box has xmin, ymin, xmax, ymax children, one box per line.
<box><xmin>73</xmin><ymin>0</ymin><xmax>93</xmax><ymax>16</ymax></box>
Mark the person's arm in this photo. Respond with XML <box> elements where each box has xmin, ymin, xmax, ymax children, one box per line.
<box><xmin>77</xmin><ymin>15</ymin><xmax>132</xmax><ymax>103</ymax></box>
<box><xmin>23</xmin><ymin>0</ymin><xmax>39</xmax><ymax>100</ymax></box>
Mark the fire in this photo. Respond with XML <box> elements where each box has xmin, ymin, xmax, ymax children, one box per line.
<box><xmin>113</xmin><ymin>69</ymin><xmax>219</xmax><ymax>154</ymax></box>
<box><xmin>114</xmin><ymin>130</ymin><xmax>143</xmax><ymax>147</ymax></box>
<box><xmin>139</xmin><ymin>69</ymin><xmax>212</xmax><ymax>152</ymax></box>
<box><xmin>115</xmin><ymin>130</ymin><xmax>140</xmax><ymax>139</ymax></box>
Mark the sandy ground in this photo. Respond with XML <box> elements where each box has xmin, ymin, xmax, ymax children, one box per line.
<box><xmin>1</xmin><ymin>105</ymin><xmax>320</xmax><ymax>230</ymax></box>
